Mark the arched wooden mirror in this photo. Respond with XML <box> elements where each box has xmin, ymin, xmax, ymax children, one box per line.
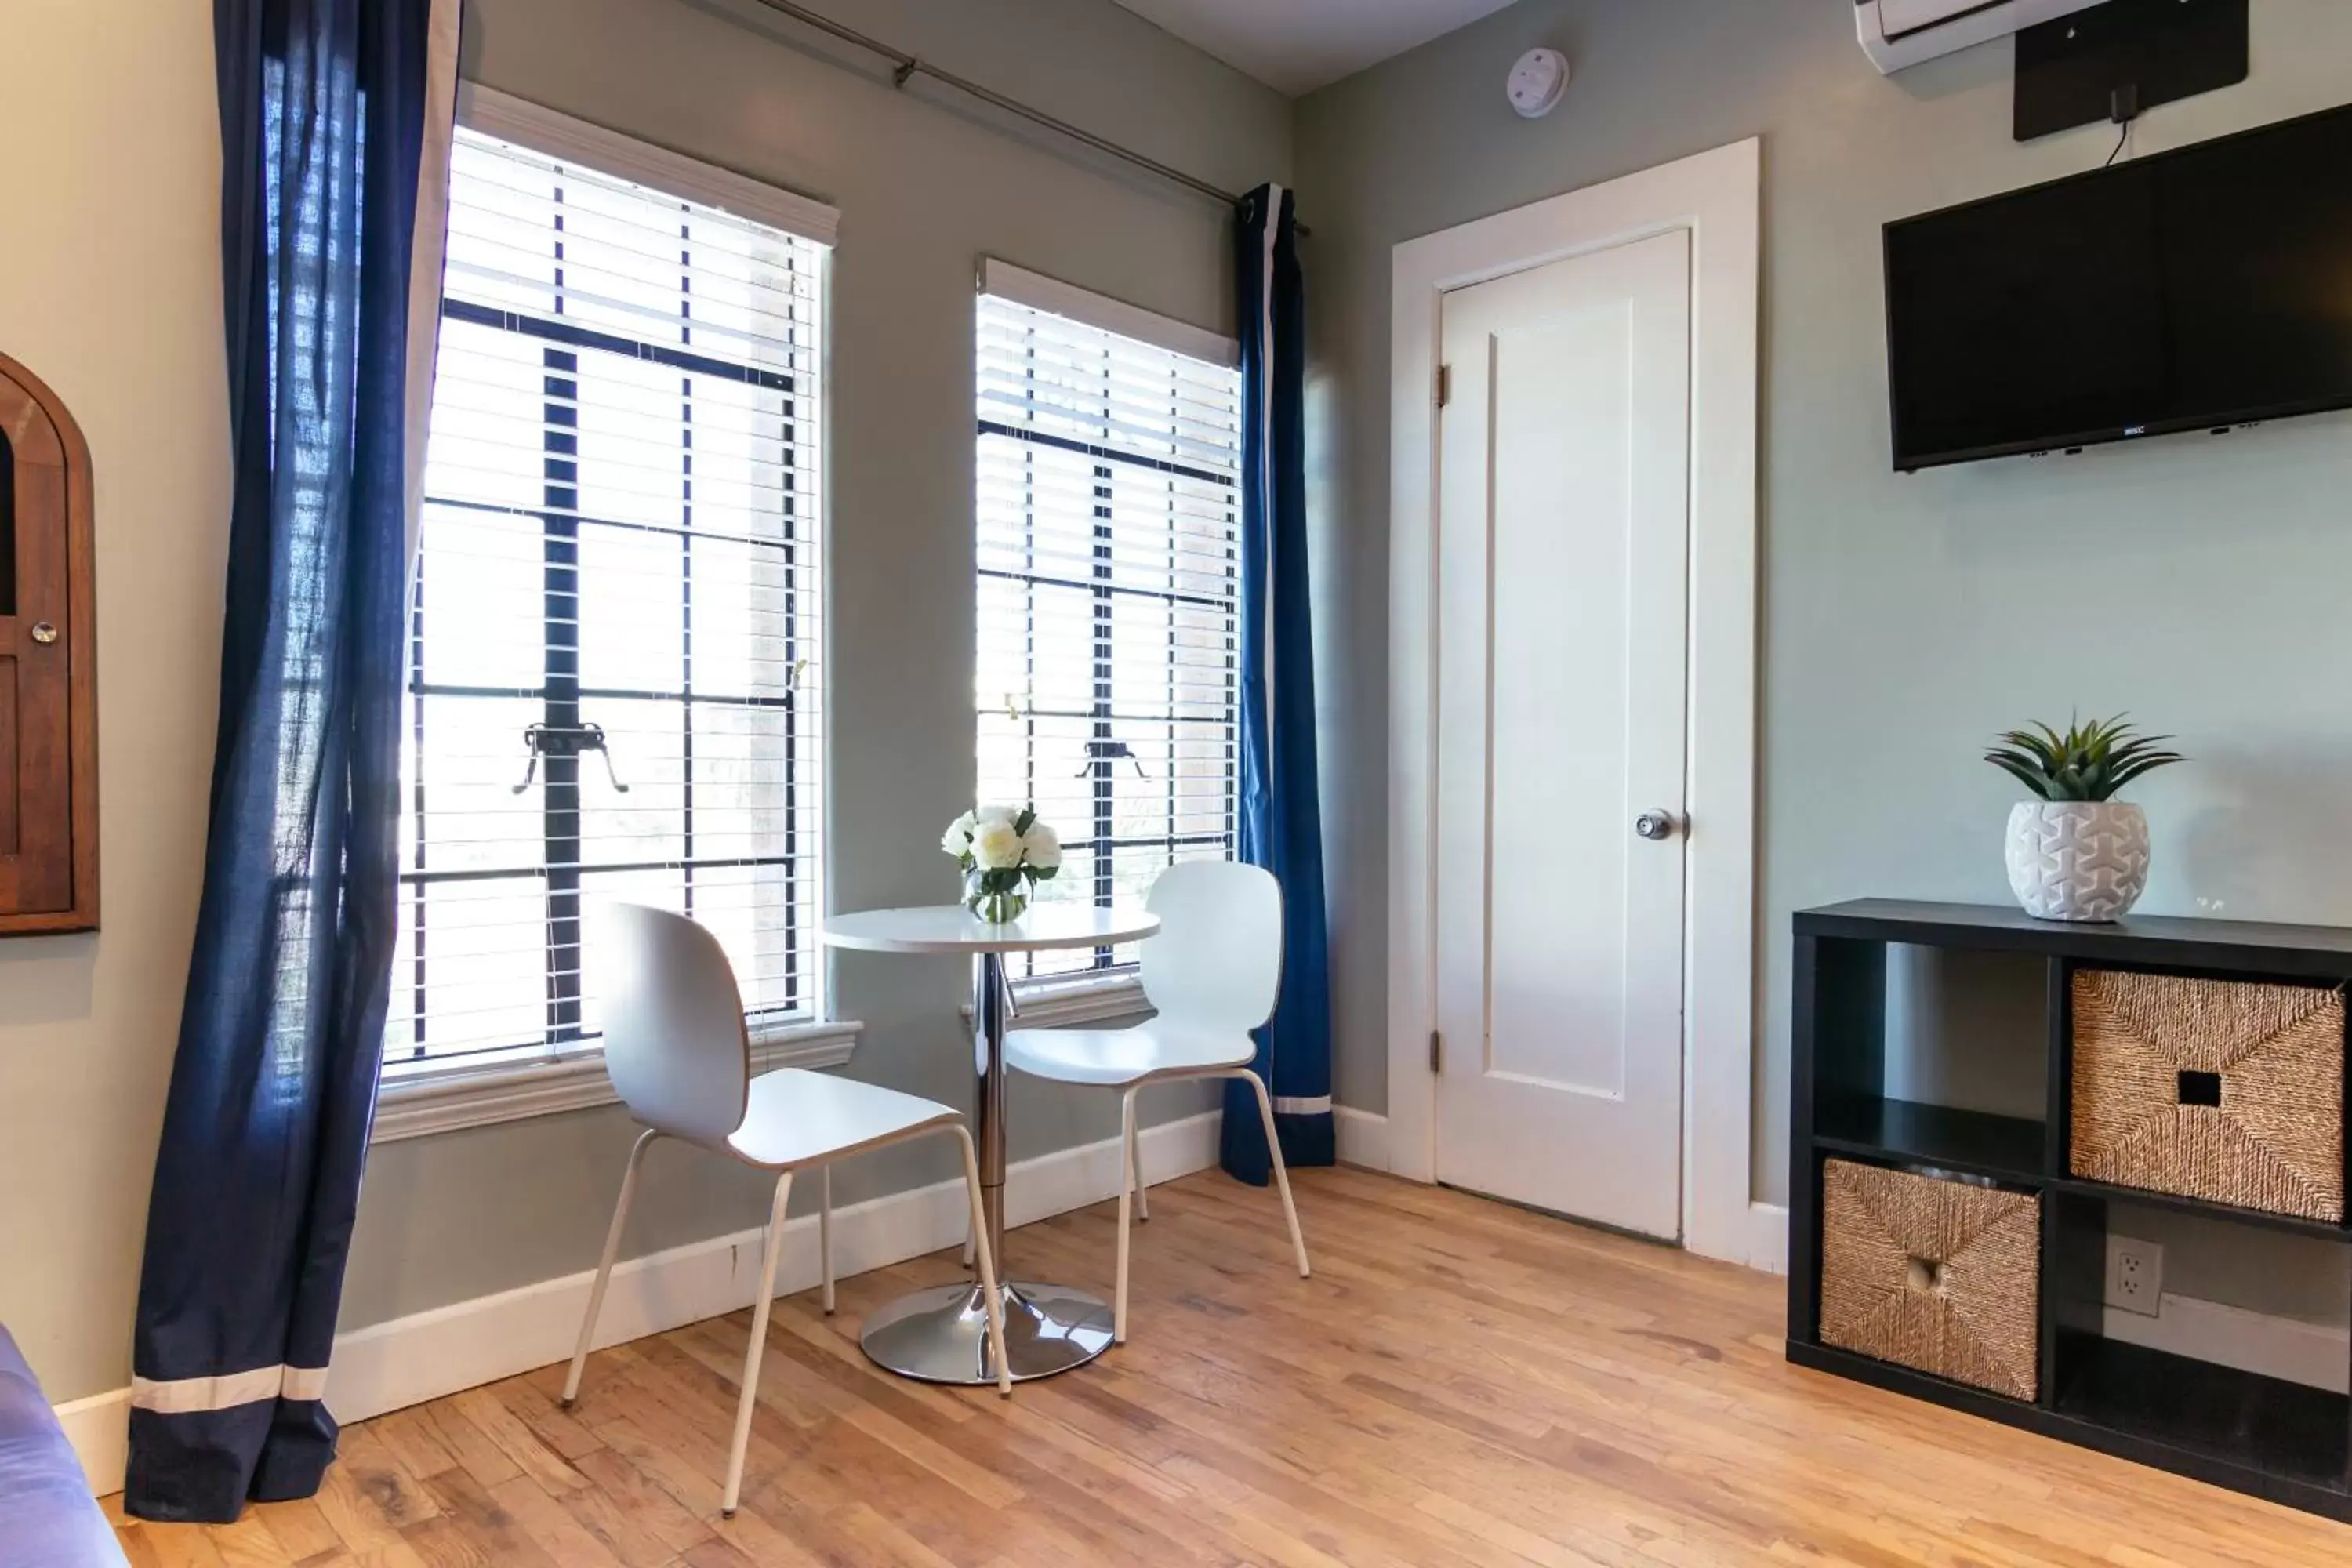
<box><xmin>0</xmin><ymin>351</ymin><xmax>97</xmax><ymax>934</ymax></box>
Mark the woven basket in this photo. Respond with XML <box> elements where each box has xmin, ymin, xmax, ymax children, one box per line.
<box><xmin>1819</xmin><ymin>1160</ymin><xmax>2041</xmax><ymax>1400</ymax></box>
<box><xmin>2071</xmin><ymin>971</ymin><xmax>2344</xmax><ymax>1222</ymax></box>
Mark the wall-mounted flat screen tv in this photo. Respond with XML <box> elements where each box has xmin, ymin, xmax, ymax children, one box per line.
<box><xmin>1885</xmin><ymin>102</ymin><xmax>2352</xmax><ymax>471</ymax></box>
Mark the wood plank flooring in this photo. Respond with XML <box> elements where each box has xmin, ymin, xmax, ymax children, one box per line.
<box><xmin>110</xmin><ymin>1165</ymin><xmax>2352</xmax><ymax>1566</ymax></box>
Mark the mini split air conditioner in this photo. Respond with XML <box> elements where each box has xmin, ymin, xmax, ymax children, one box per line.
<box><xmin>1856</xmin><ymin>0</ymin><xmax>2107</xmax><ymax>73</ymax></box>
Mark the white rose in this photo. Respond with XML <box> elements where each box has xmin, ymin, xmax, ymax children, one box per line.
<box><xmin>1022</xmin><ymin>821</ymin><xmax>1061</xmax><ymax>871</ymax></box>
<box><xmin>940</xmin><ymin>810</ymin><xmax>976</xmax><ymax>858</ymax></box>
<box><xmin>974</xmin><ymin>803</ymin><xmax>1022</xmax><ymax>826</ymax></box>
<box><xmin>972</xmin><ymin>818</ymin><xmax>1025</xmax><ymax>870</ymax></box>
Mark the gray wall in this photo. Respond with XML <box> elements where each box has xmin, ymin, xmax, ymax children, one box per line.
<box><xmin>0</xmin><ymin>0</ymin><xmax>230</xmax><ymax>1408</ymax></box>
<box><xmin>0</xmin><ymin>0</ymin><xmax>1288</xmax><ymax>1403</ymax></box>
<box><xmin>354</xmin><ymin>0</ymin><xmax>1289</xmax><ymax>1331</ymax></box>
<box><xmin>13</xmin><ymin>0</ymin><xmax>2348</xmax><ymax>1407</ymax></box>
<box><xmin>1293</xmin><ymin>0</ymin><xmax>2352</xmax><ymax>1209</ymax></box>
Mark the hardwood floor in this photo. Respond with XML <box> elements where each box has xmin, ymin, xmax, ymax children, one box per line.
<box><xmin>111</xmin><ymin>1165</ymin><xmax>2352</xmax><ymax>1566</ymax></box>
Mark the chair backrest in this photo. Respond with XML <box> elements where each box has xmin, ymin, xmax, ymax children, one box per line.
<box><xmin>595</xmin><ymin>902</ymin><xmax>750</xmax><ymax>1146</ymax></box>
<box><xmin>1139</xmin><ymin>860</ymin><xmax>1284</xmax><ymax>1033</ymax></box>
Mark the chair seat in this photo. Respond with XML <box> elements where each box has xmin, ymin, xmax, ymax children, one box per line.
<box><xmin>725</xmin><ymin>1068</ymin><xmax>958</xmax><ymax>1167</ymax></box>
<box><xmin>1004</xmin><ymin>1022</ymin><xmax>1256</xmax><ymax>1087</ymax></box>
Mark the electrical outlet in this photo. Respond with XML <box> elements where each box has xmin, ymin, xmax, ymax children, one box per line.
<box><xmin>2105</xmin><ymin>1235</ymin><xmax>2164</xmax><ymax>1317</ymax></box>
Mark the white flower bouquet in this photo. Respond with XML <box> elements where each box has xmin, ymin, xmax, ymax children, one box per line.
<box><xmin>942</xmin><ymin>804</ymin><xmax>1061</xmax><ymax>923</ymax></box>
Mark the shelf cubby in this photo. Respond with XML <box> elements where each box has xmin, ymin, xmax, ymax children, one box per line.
<box><xmin>2049</xmin><ymin>1333</ymin><xmax>2350</xmax><ymax>1495</ymax></box>
<box><xmin>1813</xmin><ymin>1095</ymin><xmax>2045</xmax><ymax>1183</ymax></box>
<box><xmin>1788</xmin><ymin>900</ymin><xmax>2352</xmax><ymax>1524</ymax></box>
<box><xmin>2049</xmin><ymin>1174</ymin><xmax>2352</xmax><ymax>1245</ymax></box>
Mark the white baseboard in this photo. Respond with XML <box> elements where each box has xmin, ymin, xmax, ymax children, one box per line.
<box><xmin>1744</xmin><ymin>1201</ymin><xmax>1788</xmax><ymax>1276</ymax></box>
<box><xmin>59</xmin><ymin>1110</ymin><xmax>1221</xmax><ymax>1498</ymax></box>
<box><xmin>50</xmin><ymin>1387</ymin><xmax>130</xmax><ymax>1502</ymax></box>
<box><xmin>1334</xmin><ymin>1105</ymin><xmax>1388</xmax><ymax>1171</ymax></box>
<box><xmin>2103</xmin><ymin>1291</ymin><xmax>2350</xmax><ymax>1395</ymax></box>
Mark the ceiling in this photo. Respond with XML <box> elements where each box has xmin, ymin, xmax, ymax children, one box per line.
<box><xmin>1112</xmin><ymin>0</ymin><xmax>1520</xmax><ymax>96</ymax></box>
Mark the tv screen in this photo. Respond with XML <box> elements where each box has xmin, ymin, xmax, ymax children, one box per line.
<box><xmin>1885</xmin><ymin>103</ymin><xmax>2352</xmax><ymax>471</ymax></box>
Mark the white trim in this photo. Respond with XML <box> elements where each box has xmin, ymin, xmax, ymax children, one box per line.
<box><xmin>456</xmin><ymin>84</ymin><xmax>839</xmax><ymax>248</ymax></box>
<box><xmin>1004</xmin><ymin>969</ymin><xmax>1153</xmax><ymax>1029</ymax></box>
<box><xmin>372</xmin><ymin>1019</ymin><xmax>862</xmax><ymax>1144</ymax></box>
<box><xmin>1334</xmin><ymin>1105</ymin><xmax>1389</xmax><ymax>1171</ymax></box>
<box><xmin>2103</xmin><ymin>1292</ymin><xmax>2352</xmax><ymax>1395</ymax></box>
<box><xmin>978</xmin><ymin>258</ymin><xmax>1238</xmax><ymax>368</ymax></box>
<box><xmin>1747</xmin><ymin>1201</ymin><xmax>1789</xmax><ymax>1276</ymax></box>
<box><xmin>50</xmin><ymin>1388</ymin><xmax>129</xmax><ymax>1498</ymax></box>
<box><xmin>60</xmin><ymin>1109</ymin><xmax>1223</xmax><ymax>1497</ymax></box>
<box><xmin>1271</xmin><ymin>1094</ymin><xmax>1330</xmax><ymax>1116</ymax></box>
<box><xmin>403</xmin><ymin>0</ymin><xmax>461</xmax><ymax>589</ymax></box>
<box><xmin>1387</xmin><ymin>138</ymin><xmax>1762</xmax><ymax>1269</ymax></box>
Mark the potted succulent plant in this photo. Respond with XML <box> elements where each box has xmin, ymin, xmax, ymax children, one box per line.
<box><xmin>1987</xmin><ymin>715</ymin><xmax>2183</xmax><ymax>923</ymax></box>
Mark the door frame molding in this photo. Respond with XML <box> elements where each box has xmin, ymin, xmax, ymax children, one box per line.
<box><xmin>1385</xmin><ymin>136</ymin><xmax>1762</xmax><ymax>1268</ymax></box>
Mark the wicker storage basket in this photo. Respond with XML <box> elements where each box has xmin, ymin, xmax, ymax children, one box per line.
<box><xmin>1819</xmin><ymin>1159</ymin><xmax>2041</xmax><ymax>1400</ymax></box>
<box><xmin>2071</xmin><ymin>971</ymin><xmax>2344</xmax><ymax>1222</ymax></box>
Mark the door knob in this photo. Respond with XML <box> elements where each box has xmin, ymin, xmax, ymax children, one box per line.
<box><xmin>1634</xmin><ymin>809</ymin><xmax>1679</xmax><ymax>842</ymax></box>
<box><xmin>29</xmin><ymin>622</ymin><xmax>59</xmax><ymax>646</ymax></box>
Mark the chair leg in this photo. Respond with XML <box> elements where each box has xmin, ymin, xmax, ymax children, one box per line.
<box><xmin>819</xmin><ymin>1164</ymin><xmax>835</xmax><ymax>1316</ymax></box>
<box><xmin>562</xmin><ymin>1128</ymin><xmax>657</xmax><ymax>1408</ymax></box>
<box><xmin>1129</xmin><ymin>1093</ymin><xmax>1149</xmax><ymax>1223</ymax></box>
<box><xmin>1239</xmin><ymin>1070</ymin><xmax>1311</xmax><ymax>1279</ymax></box>
<box><xmin>962</xmin><ymin>1220</ymin><xmax>975</xmax><ymax>1270</ymax></box>
<box><xmin>949</xmin><ymin>1125</ymin><xmax>1014</xmax><ymax>1396</ymax></box>
<box><xmin>722</xmin><ymin>1169</ymin><xmax>793</xmax><ymax>1519</ymax></box>
<box><xmin>1116</xmin><ymin>1086</ymin><xmax>1139</xmax><ymax>1344</ymax></box>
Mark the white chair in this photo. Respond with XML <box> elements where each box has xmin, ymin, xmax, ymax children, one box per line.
<box><xmin>1001</xmin><ymin>861</ymin><xmax>1310</xmax><ymax>1343</ymax></box>
<box><xmin>560</xmin><ymin>903</ymin><xmax>1011</xmax><ymax>1519</ymax></box>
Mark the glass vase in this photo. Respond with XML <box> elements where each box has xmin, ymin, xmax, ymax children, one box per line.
<box><xmin>964</xmin><ymin>869</ymin><xmax>1029</xmax><ymax>924</ymax></box>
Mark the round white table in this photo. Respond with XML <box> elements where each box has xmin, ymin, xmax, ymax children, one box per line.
<box><xmin>821</xmin><ymin>902</ymin><xmax>1160</xmax><ymax>1384</ymax></box>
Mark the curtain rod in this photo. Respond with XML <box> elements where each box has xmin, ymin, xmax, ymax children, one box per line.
<box><xmin>737</xmin><ymin>0</ymin><xmax>1306</xmax><ymax>234</ymax></box>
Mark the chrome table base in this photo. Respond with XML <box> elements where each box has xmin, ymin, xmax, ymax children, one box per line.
<box><xmin>857</xmin><ymin>950</ymin><xmax>1116</xmax><ymax>1385</ymax></box>
<box><xmin>859</xmin><ymin>1279</ymin><xmax>1115</xmax><ymax>1384</ymax></box>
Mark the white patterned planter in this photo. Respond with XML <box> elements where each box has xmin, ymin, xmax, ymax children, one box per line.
<box><xmin>2004</xmin><ymin>801</ymin><xmax>2150</xmax><ymax>924</ymax></box>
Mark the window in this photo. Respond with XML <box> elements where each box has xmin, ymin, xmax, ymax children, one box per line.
<box><xmin>974</xmin><ymin>270</ymin><xmax>1243</xmax><ymax>982</ymax></box>
<box><xmin>387</xmin><ymin>103</ymin><xmax>829</xmax><ymax>1076</ymax></box>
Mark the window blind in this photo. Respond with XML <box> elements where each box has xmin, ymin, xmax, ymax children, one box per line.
<box><xmin>388</xmin><ymin>122</ymin><xmax>826</xmax><ymax>1072</ymax></box>
<box><xmin>975</xmin><ymin>289</ymin><xmax>1243</xmax><ymax>981</ymax></box>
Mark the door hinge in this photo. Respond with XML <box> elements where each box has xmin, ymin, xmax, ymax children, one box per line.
<box><xmin>1436</xmin><ymin>363</ymin><xmax>1452</xmax><ymax>408</ymax></box>
<box><xmin>1428</xmin><ymin>1029</ymin><xmax>1443</xmax><ymax>1074</ymax></box>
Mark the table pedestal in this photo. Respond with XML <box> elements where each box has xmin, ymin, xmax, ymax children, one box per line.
<box><xmin>858</xmin><ymin>1278</ymin><xmax>1113</xmax><ymax>1384</ymax></box>
<box><xmin>858</xmin><ymin>951</ymin><xmax>1116</xmax><ymax>1382</ymax></box>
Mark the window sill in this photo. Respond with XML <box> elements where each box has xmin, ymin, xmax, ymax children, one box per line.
<box><xmin>371</xmin><ymin>1018</ymin><xmax>863</xmax><ymax>1145</ymax></box>
<box><xmin>963</xmin><ymin>970</ymin><xmax>1152</xmax><ymax>1030</ymax></box>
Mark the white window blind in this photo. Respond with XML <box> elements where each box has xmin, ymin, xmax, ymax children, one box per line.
<box><xmin>388</xmin><ymin>121</ymin><xmax>826</xmax><ymax>1073</ymax></box>
<box><xmin>975</xmin><ymin>289</ymin><xmax>1243</xmax><ymax>981</ymax></box>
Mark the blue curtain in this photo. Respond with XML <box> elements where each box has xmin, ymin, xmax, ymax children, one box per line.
<box><xmin>1224</xmin><ymin>184</ymin><xmax>1335</xmax><ymax>1185</ymax></box>
<box><xmin>125</xmin><ymin>0</ymin><xmax>437</xmax><ymax>1523</ymax></box>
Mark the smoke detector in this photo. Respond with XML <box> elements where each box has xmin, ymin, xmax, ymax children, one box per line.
<box><xmin>1506</xmin><ymin>48</ymin><xmax>1570</xmax><ymax>118</ymax></box>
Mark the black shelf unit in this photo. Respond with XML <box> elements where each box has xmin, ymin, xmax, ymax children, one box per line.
<box><xmin>1813</xmin><ymin>1095</ymin><xmax>2045</xmax><ymax>1183</ymax></box>
<box><xmin>1788</xmin><ymin>899</ymin><xmax>2352</xmax><ymax>1523</ymax></box>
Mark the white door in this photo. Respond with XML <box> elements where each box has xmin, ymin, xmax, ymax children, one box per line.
<box><xmin>1432</xmin><ymin>230</ymin><xmax>1692</xmax><ymax>1240</ymax></box>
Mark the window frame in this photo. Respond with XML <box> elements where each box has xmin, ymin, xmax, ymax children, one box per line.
<box><xmin>972</xmin><ymin>264</ymin><xmax>1243</xmax><ymax>1010</ymax></box>
<box><xmin>376</xmin><ymin>88</ymin><xmax>848</xmax><ymax>1138</ymax></box>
